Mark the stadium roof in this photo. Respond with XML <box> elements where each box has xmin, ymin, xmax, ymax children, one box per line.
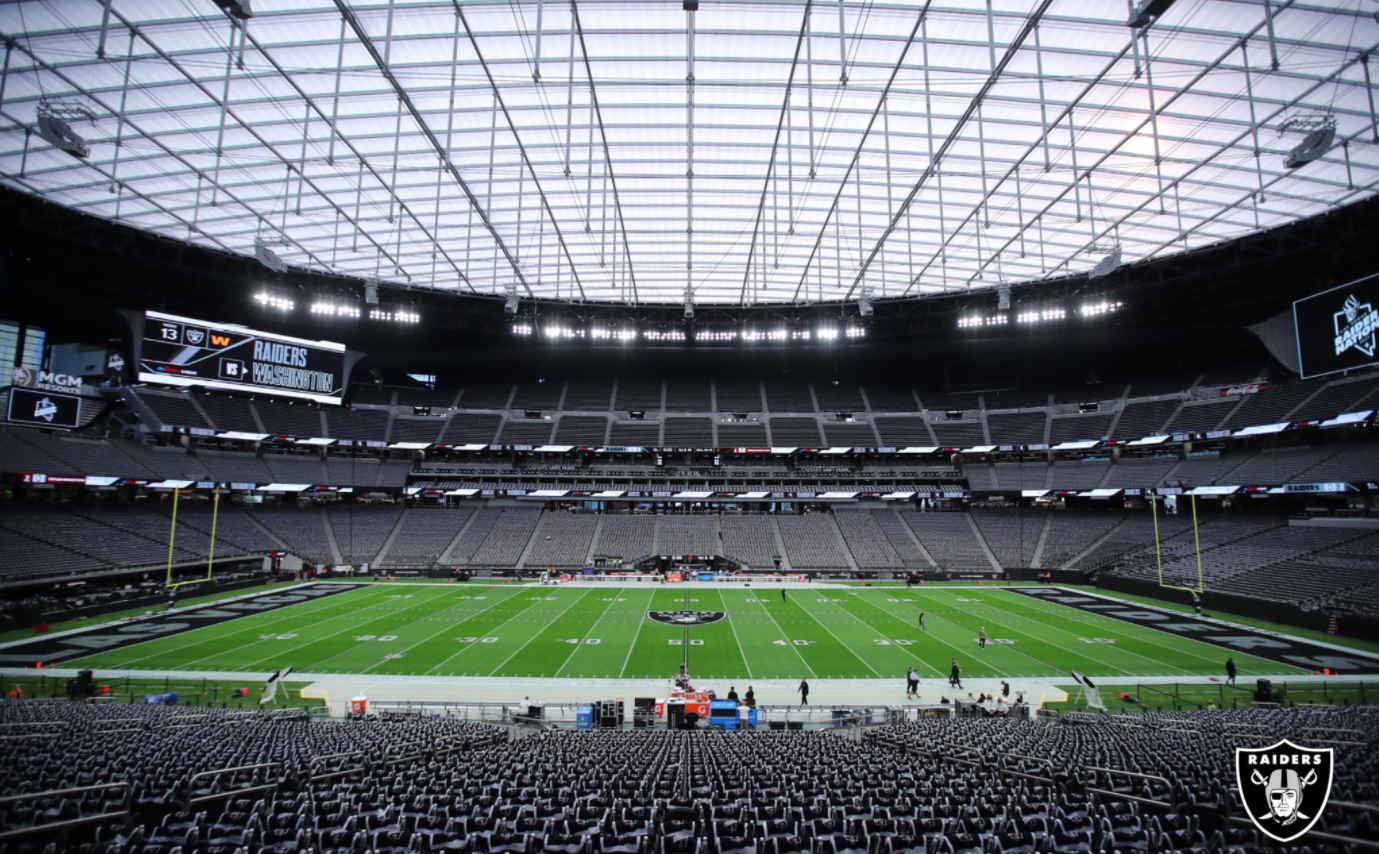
<box><xmin>0</xmin><ymin>0</ymin><xmax>1375</xmax><ymax>308</ymax></box>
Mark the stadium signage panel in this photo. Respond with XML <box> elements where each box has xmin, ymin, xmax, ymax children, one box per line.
<box><xmin>1220</xmin><ymin>384</ymin><xmax>1267</xmax><ymax>396</ymax></box>
<box><xmin>1294</xmin><ymin>275</ymin><xmax>1379</xmax><ymax>378</ymax></box>
<box><xmin>6</xmin><ymin>387</ymin><xmax>81</xmax><ymax>429</ymax></box>
<box><xmin>10</xmin><ymin>367</ymin><xmax>82</xmax><ymax>394</ymax></box>
<box><xmin>1282</xmin><ymin>482</ymin><xmax>1352</xmax><ymax>493</ymax></box>
<box><xmin>1012</xmin><ymin>587</ymin><xmax>1379</xmax><ymax>674</ymax></box>
<box><xmin>140</xmin><ymin>310</ymin><xmax>347</xmax><ymax>404</ymax></box>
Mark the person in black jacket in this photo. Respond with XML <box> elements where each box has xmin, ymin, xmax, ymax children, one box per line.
<box><xmin>949</xmin><ymin>658</ymin><xmax>963</xmax><ymax>689</ymax></box>
<box><xmin>727</xmin><ymin>686</ymin><xmax>739</xmax><ymax>702</ymax></box>
<box><xmin>744</xmin><ymin>686</ymin><xmax>755</xmax><ymax>707</ymax></box>
<box><xmin>797</xmin><ymin>678</ymin><xmax>810</xmax><ymax>705</ymax></box>
<box><xmin>1225</xmin><ymin>658</ymin><xmax>1237</xmax><ymax>685</ymax></box>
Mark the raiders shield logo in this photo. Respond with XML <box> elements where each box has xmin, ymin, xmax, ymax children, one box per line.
<box><xmin>648</xmin><ymin>611</ymin><xmax>725</xmax><ymax>626</ymax></box>
<box><xmin>1235</xmin><ymin>739</ymin><xmax>1334</xmax><ymax>843</ymax></box>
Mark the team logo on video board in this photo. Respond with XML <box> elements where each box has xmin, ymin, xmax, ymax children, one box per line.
<box><xmin>1334</xmin><ymin>294</ymin><xmax>1378</xmax><ymax>358</ymax></box>
<box><xmin>1235</xmin><ymin>739</ymin><xmax>1334</xmax><ymax>843</ymax></box>
<box><xmin>185</xmin><ymin>328</ymin><xmax>206</xmax><ymax>346</ymax></box>
<box><xmin>32</xmin><ymin>396</ymin><xmax>58</xmax><ymax>422</ymax></box>
<box><xmin>648</xmin><ymin>611</ymin><xmax>725</xmax><ymax>626</ymax></box>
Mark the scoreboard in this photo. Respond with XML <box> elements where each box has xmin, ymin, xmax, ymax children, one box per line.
<box><xmin>139</xmin><ymin>311</ymin><xmax>347</xmax><ymax>405</ymax></box>
<box><xmin>1294</xmin><ymin>275</ymin><xmax>1379</xmax><ymax>379</ymax></box>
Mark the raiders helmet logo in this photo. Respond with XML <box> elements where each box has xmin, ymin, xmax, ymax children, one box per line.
<box><xmin>185</xmin><ymin>328</ymin><xmax>206</xmax><ymax>345</ymax></box>
<box><xmin>648</xmin><ymin>611</ymin><xmax>725</xmax><ymax>626</ymax></box>
<box><xmin>1235</xmin><ymin>739</ymin><xmax>1334</xmax><ymax>843</ymax></box>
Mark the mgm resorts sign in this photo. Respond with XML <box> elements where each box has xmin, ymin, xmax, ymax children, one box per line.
<box><xmin>11</xmin><ymin>367</ymin><xmax>82</xmax><ymax>395</ymax></box>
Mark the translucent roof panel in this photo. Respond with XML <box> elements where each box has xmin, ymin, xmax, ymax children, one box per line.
<box><xmin>0</xmin><ymin>0</ymin><xmax>1375</xmax><ymax>306</ymax></box>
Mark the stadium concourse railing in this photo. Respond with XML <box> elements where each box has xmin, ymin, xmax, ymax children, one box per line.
<box><xmin>366</xmin><ymin>699</ymin><xmax>958</xmax><ymax>734</ymax></box>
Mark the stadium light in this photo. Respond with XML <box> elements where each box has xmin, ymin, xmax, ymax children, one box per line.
<box><xmin>695</xmin><ymin>329</ymin><xmax>737</xmax><ymax>342</ymax></box>
<box><xmin>368</xmin><ymin>308</ymin><xmax>420</xmax><ymax>324</ymax></box>
<box><xmin>845</xmin><ymin>325</ymin><xmax>867</xmax><ymax>338</ymax></box>
<box><xmin>1016</xmin><ymin>307</ymin><xmax>1066</xmax><ymax>324</ymax></box>
<box><xmin>1078</xmin><ymin>300</ymin><xmax>1123</xmax><ymax>317</ymax></box>
<box><xmin>592</xmin><ymin>327</ymin><xmax>638</xmax><ymax>341</ymax></box>
<box><xmin>645</xmin><ymin>329</ymin><xmax>686</xmax><ymax>342</ymax></box>
<box><xmin>253</xmin><ymin>292</ymin><xmax>294</xmax><ymax>311</ymax></box>
<box><xmin>817</xmin><ymin>327</ymin><xmax>840</xmax><ymax>341</ymax></box>
<box><xmin>542</xmin><ymin>325</ymin><xmax>584</xmax><ymax>339</ymax></box>
<box><xmin>311</xmin><ymin>301</ymin><xmax>360</xmax><ymax>318</ymax></box>
<box><xmin>511</xmin><ymin>323</ymin><xmax>534</xmax><ymax>336</ymax></box>
<box><xmin>957</xmin><ymin>313</ymin><xmax>1008</xmax><ymax>329</ymax></box>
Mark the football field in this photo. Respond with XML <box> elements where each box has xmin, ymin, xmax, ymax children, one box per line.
<box><xmin>64</xmin><ymin>583</ymin><xmax>1311</xmax><ymax>681</ymax></box>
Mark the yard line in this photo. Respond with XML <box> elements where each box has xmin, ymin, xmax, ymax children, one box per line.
<box><xmin>784</xmin><ymin>596</ymin><xmax>885</xmax><ymax>678</ymax></box>
<box><xmin>741</xmin><ymin>592</ymin><xmax>816</xmax><ymax>679</ymax></box>
<box><xmin>720</xmin><ymin>594</ymin><xmax>755</xmax><ymax>681</ymax></box>
<box><xmin>338</xmin><ymin>588</ymin><xmax>530</xmax><ymax>675</ymax></box>
<box><xmin>846</xmin><ymin>591</ymin><xmax>1020</xmax><ymax>677</ymax></box>
<box><xmin>422</xmin><ymin>590</ymin><xmax>571</xmax><ymax>676</ymax></box>
<box><xmin>237</xmin><ymin>585</ymin><xmax>501</xmax><ymax>673</ymax></box>
<box><xmin>616</xmin><ymin>590</ymin><xmax>656</xmax><ymax>679</ymax></box>
<box><xmin>485</xmin><ymin>590</ymin><xmax>598</xmax><ymax>677</ymax></box>
<box><xmin>803</xmin><ymin>595</ymin><xmax>944</xmax><ymax>677</ymax></box>
<box><xmin>557</xmin><ymin>591</ymin><xmax>643</xmax><ymax>678</ymax></box>
<box><xmin>97</xmin><ymin>584</ymin><xmax>405</xmax><ymax>670</ymax></box>
<box><xmin>990</xmin><ymin>589</ymin><xmax>1233</xmax><ymax>672</ymax></box>
<box><xmin>888</xmin><ymin>590</ymin><xmax>1139</xmax><ymax>678</ymax></box>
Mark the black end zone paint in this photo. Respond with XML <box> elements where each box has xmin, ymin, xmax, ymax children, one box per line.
<box><xmin>1008</xmin><ymin>587</ymin><xmax>1379</xmax><ymax>675</ymax></box>
<box><xmin>0</xmin><ymin>584</ymin><xmax>353</xmax><ymax>668</ymax></box>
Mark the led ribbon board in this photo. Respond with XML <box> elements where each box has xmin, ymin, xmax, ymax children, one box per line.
<box><xmin>1294</xmin><ymin>275</ymin><xmax>1379</xmax><ymax>379</ymax></box>
<box><xmin>140</xmin><ymin>310</ymin><xmax>347</xmax><ymax>404</ymax></box>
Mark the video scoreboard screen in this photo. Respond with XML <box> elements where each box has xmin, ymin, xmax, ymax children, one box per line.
<box><xmin>1294</xmin><ymin>275</ymin><xmax>1379</xmax><ymax>379</ymax></box>
<box><xmin>140</xmin><ymin>311</ymin><xmax>347</xmax><ymax>404</ymax></box>
<box><xmin>7</xmin><ymin>387</ymin><xmax>82</xmax><ymax>429</ymax></box>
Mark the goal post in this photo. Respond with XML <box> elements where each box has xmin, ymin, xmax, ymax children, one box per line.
<box><xmin>167</xmin><ymin>486</ymin><xmax>221</xmax><ymax>594</ymax></box>
<box><xmin>1152</xmin><ymin>490</ymin><xmax>1204</xmax><ymax>596</ymax></box>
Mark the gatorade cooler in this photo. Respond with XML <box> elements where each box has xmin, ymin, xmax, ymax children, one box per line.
<box><xmin>349</xmin><ymin>696</ymin><xmax>369</xmax><ymax>716</ymax></box>
<box><xmin>576</xmin><ymin>706</ymin><xmax>594</xmax><ymax>730</ymax></box>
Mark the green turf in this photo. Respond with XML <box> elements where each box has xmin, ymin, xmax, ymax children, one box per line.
<box><xmin>59</xmin><ymin>584</ymin><xmax>1324</xmax><ymax>681</ymax></box>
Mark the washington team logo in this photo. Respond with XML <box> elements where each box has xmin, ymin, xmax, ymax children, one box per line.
<box><xmin>1235</xmin><ymin>739</ymin><xmax>1334</xmax><ymax>843</ymax></box>
<box><xmin>1333</xmin><ymin>294</ymin><xmax>1378</xmax><ymax>358</ymax></box>
<box><xmin>648</xmin><ymin>611</ymin><xmax>725</xmax><ymax>626</ymax></box>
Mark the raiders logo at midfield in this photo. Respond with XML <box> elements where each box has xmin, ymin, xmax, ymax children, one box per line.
<box><xmin>1235</xmin><ymin>739</ymin><xmax>1334</xmax><ymax>843</ymax></box>
<box><xmin>648</xmin><ymin>611</ymin><xmax>725</xmax><ymax>626</ymax></box>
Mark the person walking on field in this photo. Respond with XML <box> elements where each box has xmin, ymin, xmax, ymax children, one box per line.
<box><xmin>906</xmin><ymin>666</ymin><xmax>919</xmax><ymax>699</ymax></box>
<box><xmin>797</xmin><ymin>678</ymin><xmax>810</xmax><ymax>705</ymax></box>
<box><xmin>917</xmin><ymin>611</ymin><xmax>926</xmax><ymax>632</ymax></box>
<box><xmin>781</xmin><ymin>588</ymin><xmax>788</xmax><ymax>602</ymax></box>
<box><xmin>949</xmin><ymin>658</ymin><xmax>963</xmax><ymax>689</ymax></box>
<box><xmin>978</xmin><ymin>626</ymin><xmax>988</xmax><ymax>649</ymax></box>
<box><xmin>1225</xmin><ymin>657</ymin><xmax>1237</xmax><ymax>685</ymax></box>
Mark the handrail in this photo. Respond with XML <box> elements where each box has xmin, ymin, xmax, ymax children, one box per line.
<box><xmin>997</xmin><ymin>752</ymin><xmax>1054</xmax><ymax>784</ymax></box>
<box><xmin>0</xmin><ymin>782</ymin><xmax>130</xmax><ymax>840</ymax></box>
<box><xmin>1086</xmin><ymin>766</ymin><xmax>1174</xmax><ymax>810</ymax></box>
<box><xmin>0</xmin><ymin>721</ymin><xmax>70</xmax><ymax>728</ymax></box>
<box><xmin>185</xmin><ymin>762</ymin><xmax>280</xmax><ymax>808</ymax></box>
<box><xmin>309</xmin><ymin>750</ymin><xmax>368</xmax><ymax>782</ymax></box>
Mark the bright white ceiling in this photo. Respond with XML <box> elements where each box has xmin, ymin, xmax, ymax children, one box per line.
<box><xmin>0</xmin><ymin>0</ymin><xmax>1375</xmax><ymax>305</ymax></box>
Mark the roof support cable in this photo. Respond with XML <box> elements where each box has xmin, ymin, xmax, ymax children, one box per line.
<box><xmin>0</xmin><ymin>38</ymin><xmax>11</xmax><ymax>123</ymax></box>
<box><xmin>353</xmin><ymin>160</ymin><xmax>363</xmax><ymax>252</ymax></box>
<box><xmin>1362</xmin><ymin>52</ymin><xmax>1377</xmax><ymax>143</ymax></box>
<box><xmin>210</xmin><ymin>16</ymin><xmax>235</xmax><ymax>206</ymax></box>
<box><xmin>883</xmin><ymin>94</ymin><xmax>893</xmax><ymax>293</ymax></box>
<box><xmin>437</xmin><ymin>11</ymin><xmax>462</xmax><ymax>259</ymax></box>
<box><xmin>837</xmin><ymin>0</ymin><xmax>848</xmax><ymax>84</ymax></box>
<box><xmin>96</xmin><ymin>0</ymin><xmax>113</xmax><ymax>59</ymax></box>
<box><xmin>1263</xmin><ymin>0</ymin><xmax>1279</xmax><ymax>71</ymax></box>
<box><xmin>1127</xmin><ymin>0</ymin><xmax>1141</xmax><ymax>77</ymax></box>
<box><xmin>792</xmin><ymin>2</ymin><xmax>933</xmax><ymax>304</ymax></box>
<box><xmin>532</xmin><ymin>0</ymin><xmax>545</xmax><ymax>80</ymax></box>
<box><xmin>1034</xmin><ymin>24</ymin><xmax>1051</xmax><ymax>171</ymax></box>
<box><xmin>688</xmin><ymin>2</ymin><xmax>696</xmax><ymax>277</ymax></box>
<box><xmin>563</xmin><ymin>23</ymin><xmax>575</xmax><ymax>176</ymax></box>
<box><xmin>384</xmin><ymin>0</ymin><xmax>400</xmax><ymax>226</ymax></box>
<box><xmin>1141</xmin><ymin>27</ymin><xmax>1166</xmax><ymax>213</ymax></box>
<box><xmin>296</xmin><ymin>100</ymin><xmax>310</xmax><ymax>215</ymax></box>
<box><xmin>1069</xmin><ymin>109</ymin><xmax>1082</xmax><ymax>223</ymax></box>
<box><xmin>235</xmin><ymin>13</ymin><xmax>248</xmax><ymax>70</ymax></box>
<box><xmin>1242</xmin><ymin>39</ymin><xmax>1266</xmax><ymax>204</ymax></box>
<box><xmin>1015</xmin><ymin>169</ymin><xmax>1026</xmax><ymax>259</ymax></box>
<box><xmin>921</xmin><ymin>18</ymin><xmax>943</xmax><ymax>287</ymax></box>
<box><xmin>584</xmin><ymin>92</ymin><xmax>594</xmax><ymax>232</ymax></box>
<box><xmin>327</xmin><ymin>16</ymin><xmax>346</xmax><ymax>166</ymax></box>
<box><xmin>1342</xmin><ymin>139</ymin><xmax>1354</xmax><ymax>190</ymax></box>
<box><xmin>980</xmin><ymin>0</ymin><xmax>996</xmax><ymax>229</ymax></box>
<box><xmin>807</xmin><ymin>8</ymin><xmax>816</xmax><ymax>179</ymax></box>
<box><xmin>109</xmin><ymin>31</ymin><xmax>134</xmax><ymax>195</ymax></box>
